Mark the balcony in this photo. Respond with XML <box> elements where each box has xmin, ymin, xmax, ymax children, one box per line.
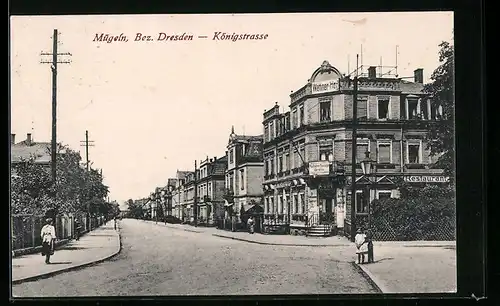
<box><xmin>404</xmin><ymin>163</ymin><xmax>427</xmax><ymax>170</ymax></box>
<box><xmin>376</xmin><ymin>163</ymin><xmax>397</xmax><ymax>170</ymax></box>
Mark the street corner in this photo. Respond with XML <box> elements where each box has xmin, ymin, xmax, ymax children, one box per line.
<box><xmin>351</xmin><ymin>261</ymin><xmax>386</xmax><ymax>293</ymax></box>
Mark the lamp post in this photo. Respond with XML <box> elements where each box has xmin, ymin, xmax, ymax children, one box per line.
<box><xmin>360</xmin><ymin>151</ymin><xmax>375</xmax><ymax>230</ymax></box>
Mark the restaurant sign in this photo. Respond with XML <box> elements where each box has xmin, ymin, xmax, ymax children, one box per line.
<box><xmin>404</xmin><ymin>176</ymin><xmax>450</xmax><ymax>183</ymax></box>
<box><xmin>311</xmin><ymin>79</ymin><xmax>340</xmax><ymax>94</ymax></box>
<box><xmin>275</xmin><ymin>181</ymin><xmax>292</xmax><ymax>189</ymax></box>
<box><xmin>309</xmin><ymin>161</ymin><xmax>330</xmax><ymax>176</ymax></box>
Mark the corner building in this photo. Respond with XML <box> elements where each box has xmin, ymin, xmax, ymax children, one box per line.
<box><xmin>262</xmin><ymin>61</ymin><xmax>446</xmax><ymax>237</ymax></box>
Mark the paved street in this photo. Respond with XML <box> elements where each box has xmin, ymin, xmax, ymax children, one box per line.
<box><xmin>12</xmin><ymin>218</ymin><xmax>377</xmax><ymax>297</ymax></box>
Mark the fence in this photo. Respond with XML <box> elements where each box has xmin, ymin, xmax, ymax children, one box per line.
<box><xmin>11</xmin><ymin>213</ymin><xmax>91</xmax><ymax>251</ymax></box>
<box><xmin>369</xmin><ymin>215</ymin><xmax>456</xmax><ymax>241</ymax></box>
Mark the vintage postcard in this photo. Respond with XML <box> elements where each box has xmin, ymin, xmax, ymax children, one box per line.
<box><xmin>10</xmin><ymin>12</ymin><xmax>456</xmax><ymax>297</ymax></box>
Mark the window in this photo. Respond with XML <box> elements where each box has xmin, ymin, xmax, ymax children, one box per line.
<box><xmin>228</xmin><ymin>172</ymin><xmax>234</xmax><ymax>191</ymax></box>
<box><xmin>284</xmin><ymin>153</ymin><xmax>289</xmax><ymax>171</ymax></box>
<box><xmin>229</xmin><ymin>149</ymin><xmax>234</xmax><ymax>163</ymax></box>
<box><xmin>285</xmin><ymin>116</ymin><xmax>290</xmax><ymax>131</ymax></box>
<box><xmin>356</xmin><ymin>190</ymin><xmax>368</xmax><ymax>214</ymax></box>
<box><xmin>407</xmin><ymin>99</ymin><xmax>418</xmax><ymax>119</ymax></box>
<box><xmin>278</xmin><ymin>196</ymin><xmax>283</xmax><ymax>214</ymax></box>
<box><xmin>319</xmin><ymin>146</ymin><xmax>334</xmax><ymax>161</ymax></box>
<box><xmin>292</xmin><ymin>108</ymin><xmax>297</xmax><ymax>129</ymax></box>
<box><xmin>378</xmin><ymin>191</ymin><xmax>392</xmax><ymax>200</ymax></box>
<box><xmin>356</xmin><ymin>141</ymin><xmax>370</xmax><ymax>163</ymax></box>
<box><xmin>270</xmin><ymin>197</ymin><xmax>275</xmax><ymax>213</ymax></box>
<box><xmin>265</xmin><ymin>198</ymin><xmax>269</xmax><ymax>213</ymax></box>
<box><xmin>270</xmin><ymin>156</ymin><xmax>275</xmax><ymax>174</ymax></box>
<box><xmin>278</xmin><ymin>155</ymin><xmax>283</xmax><ymax>173</ymax></box>
<box><xmin>377</xmin><ymin>142</ymin><xmax>391</xmax><ymax>164</ymax></box>
<box><xmin>293</xmin><ymin>194</ymin><xmax>299</xmax><ymax>214</ymax></box>
<box><xmin>300</xmin><ymin>194</ymin><xmax>305</xmax><ymax>214</ymax></box>
<box><xmin>240</xmin><ymin>169</ymin><xmax>245</xmax><ymax>190</ymax></box>
<box><xmin>357</xmin><ymin>96</ymin><xmax>368</xmax><ymax>120</ymax></box>
<box><xmin>320</xmin><ymin>101</ymin><xmax>331</xmax><ymax>122</ymax></box>
<box><xmin>421</xmin><ymin>99</ymin><xmax>430</xmax><ymax>120</ymax></box>
<box><xmin>378</xmin><ymin>97</ymin><xmax>390</xmax><ymax>119</ymax></box>
<box><xmin>299</xmin><ymin>145</ymin><xmax>305</xmax><ymax>166</ymax></box>
<box><xmin>269</xmin><ymin>122</ymin><xmax>274</xmax><ymax>139</ymax></box>
<box><xmin>408</xmin><ymin>143</ymin><xmax>420</xmax><ymax>163</ymax></box>
<box><xmin>264</xmin><ymin>124</ymin><xmax>269</xmax><ymax>142</ymax></box>
<box><xmin>431</xmin><ymin>102</ymin><xmax>444</xmax><ymax>120</ymax></box>
<box><xmin>299</xmin><ymin>105</ymin><xmax>305</xmax><ymax>125</ymax></box>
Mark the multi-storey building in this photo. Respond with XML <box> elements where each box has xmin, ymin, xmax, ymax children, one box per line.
<box><xmin>197</xmin><ymin>155</ymin><xmax>227</xmax><ymax>225</ymax></box>
<box><xmin>182</xmin><ymin>171</ymin><xmax>197</xmax><ymax>223</ymax></box>
<box><xmin>223</xmin><ymin>127</ymin><xmax>264</xmax><ymax>230</ymax></box>
<box><xmin>172</xmin><ymin>170</ymin><xmax>190</xmax><ymax>221</ymax></box>
<box><xmin>262</xmin><ymin>60</ymin><xmax>446</xmax><ymax>237</ymax></box>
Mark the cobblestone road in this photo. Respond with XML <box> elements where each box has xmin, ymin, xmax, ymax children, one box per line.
<box><xmin>12</xmin><ymin>219</ymin><xmax>377</xmax><ymax>297</ymax></box>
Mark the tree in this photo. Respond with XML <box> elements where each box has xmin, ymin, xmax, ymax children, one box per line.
<box><xmin>11</xmin><ymin>144</ymin><xmax>109</xmax><ymax>217</ymax></box>
<box><xmin>424</xmin><ymin>40</ymin><xmax>455</xmax><ymax>177</ymax></box>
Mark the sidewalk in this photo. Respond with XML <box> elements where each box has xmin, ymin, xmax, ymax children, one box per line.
<box><xmin>355</xmin><ymin>241</ymin><xmax>456</xmax><ymax>293</ymax></box>
<box><xmin>11</xmin><ymin>221</ymin><xmax>121</xmax><ymax>284</ymax></box>
<box><xmin>148</xmin><ymin>220</ymin><xmax>351</xmax><ymax>246</ymax></box>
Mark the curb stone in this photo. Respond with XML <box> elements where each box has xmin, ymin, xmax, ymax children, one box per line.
<box><xmin>351</xmin><ymin>261</ymin><xmax>387</xmax><ymax>293</ymax></box>
<box><xmin>211</xmin><ymin>233</ymin><xmax>351</xmax><ymax>247</ymax></box>
<box><xmin>12</xmin><ymin>226</ymin><xmax>122</xmax><ymax>285</ymax></box>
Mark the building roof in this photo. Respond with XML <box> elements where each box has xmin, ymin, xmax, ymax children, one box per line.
<box><xmin>400</xmin><ymin>80</ymin><xmax>426</xmax><ymax>95</ymax></box>
<box><xmin>11</xmin><ymin>142</ymin><xmax>52</xmax><ymax>164</ymax></box>
<box><xmin>176</xmin><ymin>170</ymin><xmax>192</xmax><ymax>180</ymax></box>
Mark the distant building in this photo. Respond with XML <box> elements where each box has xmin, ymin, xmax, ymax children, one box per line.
<box><xmin>197</xmin><ymin>155</ymin><xmax>227</xmax><ymax>225</ymax></box>
<box><xmin>172</xmin><ymin>170</ymin><xmax>190</xmax><ymax>221</ymax></box>
<box><xmin>223</xmin><ymin>126</ymin><xmax>264</xmax><ymax>230</ymax></box>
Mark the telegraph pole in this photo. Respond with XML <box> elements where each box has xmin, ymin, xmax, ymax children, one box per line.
<box><xmin>193</xmin><ymin>160</ymin><xmax>198</xmax><ymax>227</ymax></box>
<box><xmin>40</xmin><ymin>29</ymin><xmax>72</xmax><ymax>185</ymax></box>
<box><xmin>350</xmin><ymin>54</ymin><xmax>359</xmax><ymax>242</ymax></box>
<box><xmin>80</xmin><ymin>130</ymin><xmax>95</xmax><ymax>171</ymax></box>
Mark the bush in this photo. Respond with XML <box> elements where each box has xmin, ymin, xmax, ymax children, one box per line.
<box><xmin>370</xmin><ymin>184</ymin><xmax>456</xmax><ymax>241</ymax></box>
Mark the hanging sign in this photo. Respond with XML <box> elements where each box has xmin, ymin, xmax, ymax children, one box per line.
<box><xmin>309</xmin><ymin>161</ymin><xmax>330</xmax><ymax>176</ymax></box>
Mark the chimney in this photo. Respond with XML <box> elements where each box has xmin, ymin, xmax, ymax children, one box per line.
<box><xmin>414</xmin><ymin>68</ymin><xmax>423</xmax><ymax>84</ymax></box>
<box><xmin>11</xmin><ymin>134</ymin><xmax>15</xmax><ymax>145</ymax></box>
<box><xmin>368</xmin><ymin>66</ymin><xmax>377</xmax><ymax>78</ymax></box>
<box><xmin>26</xmin><ymin>133</ymin><xmax>32</xmax><ymax>146</ymax></box>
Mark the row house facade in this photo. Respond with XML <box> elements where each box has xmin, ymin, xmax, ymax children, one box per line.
<box><xmin>223</xmin><ymin>127</ymin><xmax>265</xmax><ymax>229</ymax></box>
<box><xmin>172</xmin><ymin>170</ymin><xmax>190</xmax><ymax>221</ymax></box>
<box><xmin>262</xmin><ymin>60</ymin><xmax>446</xmax><ymax>237</ymax></box>
<box><xmin>196</xmin><ymin>156</ymin><xmax>227</xmax><ymax>225</ymax></box>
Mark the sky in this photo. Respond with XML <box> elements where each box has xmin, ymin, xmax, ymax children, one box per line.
<box><xmin>10</xmin><ymin>12</ymin><xmax>453</xmax><ymax>208</ymax></box>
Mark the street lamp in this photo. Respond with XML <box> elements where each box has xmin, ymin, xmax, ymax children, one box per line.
<box><xmin>360</xmin><ymin>151</ymin><xmax>375</xmax><ymax>230</ymax></box>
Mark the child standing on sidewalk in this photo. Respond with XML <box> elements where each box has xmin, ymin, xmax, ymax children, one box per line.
<box><xmin>355</xmin><ymin>228</ymin><xmax>368</xmax><ymax>264</ymax></box>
